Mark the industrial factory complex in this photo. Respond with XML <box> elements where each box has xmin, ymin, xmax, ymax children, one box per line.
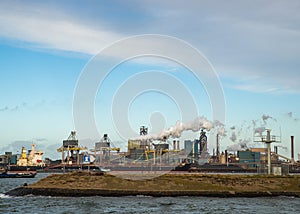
<box><xmin>1</xmin><ymin>127</ymin><xmax>300</xmax><ymax>175</ymax></box>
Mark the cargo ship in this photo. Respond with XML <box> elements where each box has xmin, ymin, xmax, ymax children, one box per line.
<box><xmin>7</xmin><ymin>144</ymin><xmax>45</xmax><ymax>172</ymax></box>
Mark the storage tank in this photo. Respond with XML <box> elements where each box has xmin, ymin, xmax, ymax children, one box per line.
<box><xmin>220</xmin><ymin>152</ymin><xmax>226</xmax><ymax>164</ymax></box>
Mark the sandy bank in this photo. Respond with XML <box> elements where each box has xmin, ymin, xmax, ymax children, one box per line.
<box><xmin>6</xmin><ymin>172</ymin><xmax>300</xmax><ymax>197</ymax></box>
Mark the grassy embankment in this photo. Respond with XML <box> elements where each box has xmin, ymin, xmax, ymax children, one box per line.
<box><xmin>29</xmin><ymin>172</ymin><xmax>300</xmax><ymax>193</ymax></box>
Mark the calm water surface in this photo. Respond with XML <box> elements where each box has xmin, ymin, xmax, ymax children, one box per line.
<box><xmin>0</xmin><ymin>173</ymin><xmax>299</xmax><ymax>213</ymax></box>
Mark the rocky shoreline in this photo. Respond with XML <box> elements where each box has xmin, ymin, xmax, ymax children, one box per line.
<box><xmin>5</xmin><ymin>172</ymin><xmax>300</xmax><ymax>197</ymax></box>
<box><xmin>6</xmin><ymin>187</ymin><xmax>300</xmax><ymax>198</ymax></box>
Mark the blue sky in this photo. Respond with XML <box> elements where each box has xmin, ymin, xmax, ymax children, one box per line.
<box><xmin>0</xmin><ymin>0</ymin><xmax>299</xmax><ymax>159</ymax></box>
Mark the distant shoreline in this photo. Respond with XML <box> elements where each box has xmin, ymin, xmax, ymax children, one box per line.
<box><xmin>6</xmin><ymin>172</ymin><xmax>300</xmax><ymax>198</ymax></box>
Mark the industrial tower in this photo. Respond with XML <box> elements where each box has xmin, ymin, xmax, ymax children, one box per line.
<box><xmin>260</xmin><ymin>129</ymin><xmax>278</xmax><ymax>175</ymax></box>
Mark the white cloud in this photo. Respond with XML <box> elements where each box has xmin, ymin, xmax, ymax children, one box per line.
<box><xmin>0</xmin><ymin>2</ymin><xmax>123</xmax><ymax>55</ymax></box>
<box><xmin>133</xmin><ymin>1</ymin><xmax>300</xmax><ymax>94</ymax></box>
<box><xmin>0</xmin><ymin>1</ymin><xmax>300</xmax><ymax>94</ymax></box>
<box><xmin>220</xmin><ymin>65</ymin><xmax>300</xmax><ymax>94</ymax></box>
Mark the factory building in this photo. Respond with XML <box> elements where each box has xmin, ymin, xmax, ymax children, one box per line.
<box><xmin>183</xmin><ymin>130</ymin><xmax>210</xmax><ymax>164</ymax></box>
<box><xmin>0</xmin><ymin>152</ymin><xmax>18</xmax><ymax>165</ymax></box>
<box><xmin>237</xmin><ymin>151</ymin><xmax>261</xmax><ymax>168</ymax></box>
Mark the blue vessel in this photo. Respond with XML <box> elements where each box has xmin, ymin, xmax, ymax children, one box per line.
<box><xmin>0</xmin><ymin>171</ymin><xmax>36</xmax><ymax>178</ymax></box>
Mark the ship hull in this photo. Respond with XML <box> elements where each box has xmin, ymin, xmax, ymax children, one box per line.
<box><xmin>0</xmin><ymin>172</ymin><xmax>36</xmax><ymax>178</ymax></box>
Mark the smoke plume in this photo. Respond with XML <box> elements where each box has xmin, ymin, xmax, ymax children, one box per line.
<box><xmin>132</xmin><ymin>116</ymin><xmax>224</xmax><ymax>141</ymax></box>
<box><xmin>252</xmin><ymin>114</ymin><xmax>277</xmax><ymax>136</ymax></box>
<box><xmin>226</xmin><ymin>139</ymin><xmax>254</xmax><ymax>151</ymax></box>
<box><xmin>286</xmin><ymin>112</ymin><xmax>299</xmax><ymax>122</ymax></box>
<box><xmin>262</xmin><ymin>114</ymin><xmax>276</xmax><ymax>124</ymax></box>
<box><xmin>254</xmin><ymin>127</ymin><xmax>266</xmax><ymax>136</ymax></box>
<box><xmin>230</xmin><ymin>132</ymin><xmax>237</xmax><ymax>142</ymax></box>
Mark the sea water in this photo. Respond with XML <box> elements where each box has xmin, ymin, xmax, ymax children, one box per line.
<box><xmin>0</xmin><ymin>173</ymin><xmax>300</xmax><ymax>214</ymax></box>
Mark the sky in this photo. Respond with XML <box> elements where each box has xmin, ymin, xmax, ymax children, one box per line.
<box><xmin>0</xmin><ymin>0</ymin><xmax>299</xmax><ymax>160</ymax></box>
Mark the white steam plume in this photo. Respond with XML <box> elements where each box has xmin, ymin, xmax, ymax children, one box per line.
<box><xmin>230</xmin><ymin>132</ymin><xmax>237</xmax><ymax>142</ymax></box>
<box><xmin>227</xmin><ymin>139</ymin><xmax>256</xmax><ymax>151</ymax></box>
<box><xmin>254</xmin><ymin>127</ymin><xmax>266</xmax><ymax>136</ymax></box>
<box><xmin>262</xmin><ymin>114</ymin><xmax>276</xmax><ymax>124</ymax></box>
<box><xmin>286</xmin><ymin>112</ymin><xmax>299</xmax><ymax>122</ymax></box>
<box><xmin>131</xmin><ymin>116</ymin><xmax>224</xmax><ymax>141</ymax></box>
<box><xmin>227</xmin><ymin>141</ymin><xmax>248</xmax><ymax>151</ymax></box>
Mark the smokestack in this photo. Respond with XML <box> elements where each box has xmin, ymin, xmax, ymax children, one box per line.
<box><xmin>177</xmin><ymin>140</ymin><xmax>180</xmax><ymax>151</ymax></box>
<box><xmin>274</xmin><ymin>146</ymin><xmax>278</xmax><ymax>154</ymax></box>
<box><xmin>291</xmin><ymin>136</ymin><xmax>295</xmax><ymax>162</ymax></box>
<box><xmin>173</xmin><ymin>140</ymin><xmax>176</xmax><ymax>151</ymax></box>
<box><xmin>216</xmin><ymin>134</ymin><xmax>220</xmax><ymax>160</ymax></box>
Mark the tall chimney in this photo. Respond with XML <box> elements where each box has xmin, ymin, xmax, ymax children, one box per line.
<box><xmin>173</xmin><ymin>140</ymin><xmax>176</xmax><ymax>151</ymax></box>
<box><xmin>291</xmin><ymin>136</ymin><xmax>295</xmax><ymax>162</ymax></box>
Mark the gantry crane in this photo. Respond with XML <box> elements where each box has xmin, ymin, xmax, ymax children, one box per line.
<box><xmin>57</xmin><ymin>131</ymin><xmax>87</xmax><ymax>165</ymax></box>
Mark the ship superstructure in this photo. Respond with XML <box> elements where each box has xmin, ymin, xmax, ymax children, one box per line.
<box><xmin>17</xmin><ymin>144</ymin><xmax>45</xmax><ymax>167</ymax></box>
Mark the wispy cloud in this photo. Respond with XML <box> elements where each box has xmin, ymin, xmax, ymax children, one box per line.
<box><xmin>0</xmin><ymin>102</ymin><xmax>27</xmax><ymax>112</ymax></box>
<box><xmin>222</xmin><ymin>68</ymin><xmax>300</xmax><ymax>94</ymax></box>
<box><xmin>0</xmin><ymin>140</ymin><xmax>62</xmax><ymax>159</ymax></box>
<box><xmin>34</xmin><ymin>138</ymin><xmax>48</xmax><ymax>142</ymax></box>
<box><xmin>285</xmin><ymin>112</ymin><xmax>299</xmax><ymax>122</ymax></box>
<box><xmin>0</xmin><ymin>1</ymin><xmax>123</xmax><ymax>55</ymax></box>
<box><xmin>136</xmin><ymin>1</ymin><xmax>300</xmax><ymax>94</ymax></box>
<box><xmin>0</xmin><ymin>140</ymin><xmax>34</xmax><ymax>153</ymax></box>
<box><xmin>0</xmin><ymin>106</ymin><xmax>9</xmax><ymax>112</ymax></box>
<box><xmin>0</xmin><ymin>101</ymin><xmax>48</xmax><ymax>113</ymax></box>
<box><xmin>0</xmin><ymin>1</ymin><xmax>299</xmax><ymax>94</ymax></box>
